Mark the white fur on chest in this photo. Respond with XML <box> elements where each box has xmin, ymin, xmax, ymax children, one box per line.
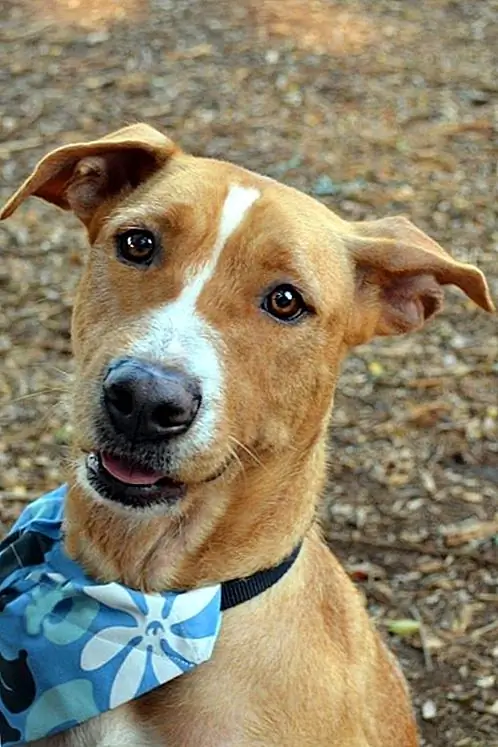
<box><xmin>30</xmin><ymin>709</ymin><xmax>160</xmax><ymax>747</ymax></box>
<box><xmin>34</xmin><ymin>711</ymin><xmax>240</xmax><ymax>747</ymax></box>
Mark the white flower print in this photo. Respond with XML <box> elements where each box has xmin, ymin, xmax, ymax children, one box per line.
<box><xmin>80</xmin><ymin>582</ymin><xmax>220</xmax><ymax>708</ymax></box>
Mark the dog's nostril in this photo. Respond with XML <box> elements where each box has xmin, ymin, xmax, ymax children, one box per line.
<box><xmin>153</xmin><ymin>403</ymin><xmax>183</xmax><ymax>428</ymax></box>
<box><xmin>106</xmin><ymin>383</ymin><xmax>134</xmax><ymax>417</ymax></box>
<box><xmin>151</xmin><ymin>395</ymin><xmax>200</xmax><ymax>430</ymax></box>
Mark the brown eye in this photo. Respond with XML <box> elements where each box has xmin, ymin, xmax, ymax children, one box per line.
<box><xmin>117</xmin><ymin>230</ymin><xmax>157</xmax><ymax>266</ymax></box>
<box><xmin>262</xmin><ymin>284</ymin><xmax>307</xmax><ymax>322</ymax></box>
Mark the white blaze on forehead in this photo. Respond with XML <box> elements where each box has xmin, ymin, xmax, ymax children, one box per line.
<box><xmin>182</xmin><ymin>183</ymin><xmax>261</xmax><ymax>303</ymax></box>
<box><xmin>129</xmin><ymin>184</ymin><xmax>260</xmax><ymax>460</ymax></box>
<box><xmin>216</xmin><ymin>184</ymin><xmax>261</xmax><ymax>255</ymax></box>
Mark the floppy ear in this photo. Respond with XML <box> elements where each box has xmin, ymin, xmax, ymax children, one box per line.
<box><xmin>345</xmin><ymin>216</ymin><xmax>494</xmax><ymax>346</ymax></box>
<box><xmin>0</xmin><ymin>123</ymin><xmax>177</xmax><ymax>224</ymax></box>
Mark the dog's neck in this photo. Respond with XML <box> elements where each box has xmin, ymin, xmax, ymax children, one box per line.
<box><xmin>63</xmin><ymin>443</ymin><xmax>326</xmax><ymax>592</ymax></box>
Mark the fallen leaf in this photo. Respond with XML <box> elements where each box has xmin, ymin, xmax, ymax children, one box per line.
<box><xmin>442</xmin><ymin>519</ymin><xmax>498</xmax><ymax>547</ymax></box>
<box><xmin>387</xmin><ymin>619</ymin><xmax>421</xmax><ymax>637</ymax></box>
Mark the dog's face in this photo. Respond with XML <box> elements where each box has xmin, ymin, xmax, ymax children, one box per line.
<box><xmin>66</xmin><ymin>156</ymin><xmax>357</xmax><ymax>511</ymax></box>
<box><xmin>1</xmin><ymin>125</ymin><xmax>494</xmax><ymax>520</ymax></box>
<box><xmin>72</xmin><ymin>162</ymin><xmax>365</xmax><ymax>516</ymax></box>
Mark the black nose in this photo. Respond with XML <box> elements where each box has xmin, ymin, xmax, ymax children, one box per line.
<box><xmin>102</xmin><ymin>358</ymin><xmax>201</xmax><ymax>441</ymax></box>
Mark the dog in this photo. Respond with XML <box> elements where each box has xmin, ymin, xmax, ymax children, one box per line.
<box><xmin>0</xmin><ymin>124</ymin><xmax>494</xmax><ymax>747</ymax></box>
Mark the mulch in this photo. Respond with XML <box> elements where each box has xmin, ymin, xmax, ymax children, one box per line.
<box><xmin>1</xmin><ymin>1</ymin><xmax>497</xmax><ymax>744</ymax></box>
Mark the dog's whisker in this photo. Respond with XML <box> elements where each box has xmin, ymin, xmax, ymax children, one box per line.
<box><xmin>48</xmin><ymin>366</ymin><xmax>72</xmax><ymax>381</ymax></box>
<box><xmin>226</xmin><ymin>443</ymin><xmax>244</xmax><ymax>475</ymax></box>
<box><xmin>5</xmin><ymin>388</ymin><xmax>65</xmax><ymax>404</ymax></box>
<box><xmin>228</xmin><ymin>436</ymin><xmax>265</xmax><ymax>470</ymax></box>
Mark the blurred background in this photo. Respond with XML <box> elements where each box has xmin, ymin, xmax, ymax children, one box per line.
<box><xmin>0</xmin><ymin>0</ymin><xmax>497</xmax><ymax>743</ymax></box>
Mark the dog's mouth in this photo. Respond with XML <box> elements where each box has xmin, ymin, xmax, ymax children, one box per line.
<box><xmin>86</xmin><ymin>451</ymin><xmax>187</xmax><ymax>508</ymax></box>
<box><xmin>85</xmin><ymin>450</ymin><xmax>234</xmax><ymax>509</ymax></box>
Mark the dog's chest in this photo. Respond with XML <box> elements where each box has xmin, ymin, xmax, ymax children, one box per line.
<box><xmin>35</xmin><ymin>703</ymin><xmax>240</xmax><ymax>747</ymax></box>
<box><xmin>31</xmin><ymin>709</ymin><xmax>159</xmax><ymax>747</ymax></box>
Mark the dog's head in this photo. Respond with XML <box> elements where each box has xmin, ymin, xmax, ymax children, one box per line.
<box><xmin>1</xmin><ymin>124</ymin><xmax>494</xmax><ymax>583</ymax></box>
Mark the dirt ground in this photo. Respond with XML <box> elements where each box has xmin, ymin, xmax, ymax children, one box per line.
<box><xmin>1</xmin><ymin>0</ymin><xmax>497</xmax><ymax>744</ymax></box>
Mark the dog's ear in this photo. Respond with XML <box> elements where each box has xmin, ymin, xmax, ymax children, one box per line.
<box><xmin>0</xmin><ymin>124</ymin><xmax>177</xmax><ymax>224</ymax></box>
<box><xmin>345</xmin><ymin>216</ymin><xmax>494</xmax><ymax>346</ymax></box>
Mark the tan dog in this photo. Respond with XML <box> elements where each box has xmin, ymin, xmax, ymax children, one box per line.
<box><xmin>1</xmin><ymin>124</ymin><xmax>494</xmax><ymax>747</ymax></box>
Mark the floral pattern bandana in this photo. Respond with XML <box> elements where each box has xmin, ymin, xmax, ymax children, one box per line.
<box><xmin>0</xmin><ymin>486</ymin><xmax>222</xmax><ymax>745</ymax></box>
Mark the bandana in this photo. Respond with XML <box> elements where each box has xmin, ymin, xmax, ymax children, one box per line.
<box><xmin>0</xmin><ymin>487</ymin><xmax>221</xmax><ymax>745</ymax></box>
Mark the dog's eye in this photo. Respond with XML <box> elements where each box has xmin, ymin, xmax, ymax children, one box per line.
<box><xmin>116</xmin><ymin>230</ymin><xmax>157</xmax><ymax>266</ymax></box>
<box><xmin>262</xmin><ymin>284</ymin><xmax>307</xmax><ymax>322</ymax></box>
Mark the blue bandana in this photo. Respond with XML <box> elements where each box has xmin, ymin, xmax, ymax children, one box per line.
<box><xmin>0</xmin><ymin>487</ymin><xmax>222</xmax><ymax>745</ymax></box>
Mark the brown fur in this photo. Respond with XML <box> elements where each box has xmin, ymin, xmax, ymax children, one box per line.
<box><xmin>1</xmin><ymin>124</ymin><xmax>494</xmax><ymax>747</ymax></box>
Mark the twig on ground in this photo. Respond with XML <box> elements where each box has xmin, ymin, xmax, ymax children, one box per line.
<box><xmin>410</xmin><ymin>605</ymin><xmax>433</xmax><ymax>672</ymax></box>
<box><xmin>0</xmin><ymin>136</ymin><xmax>44</xmax><ymax>158</ymax></box>
<box><xmin>0</xmin><ymin>492</ymin><xmax>38</xmax><ymax>502</ymax></box>
<box><xmin>326</xmin><ymin>532</ymin><xmax>498</xmax><ymax>567</ymax></box>
<box><xmin>469</xmin><ymin>619</ymin><xmax>498</xmax><ymax>641</ymax></box>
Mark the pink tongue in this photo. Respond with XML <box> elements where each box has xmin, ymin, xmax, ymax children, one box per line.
<box><xmin>101</xmin><ymin>452</ymin><xmax>164</xmax><ymax>486</ymax></box>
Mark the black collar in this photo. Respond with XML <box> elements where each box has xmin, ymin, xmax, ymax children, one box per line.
<box><xmin>220</xmin><ymin>544</ymin><xmax>301</xmax><ymax>611</ymax></box>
